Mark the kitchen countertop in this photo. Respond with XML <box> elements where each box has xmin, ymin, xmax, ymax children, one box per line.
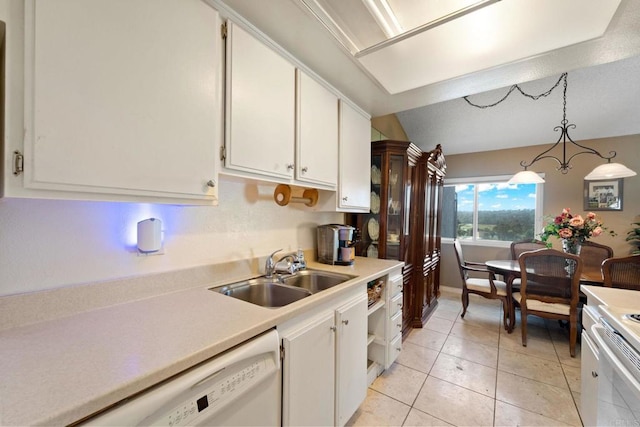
<box><xmin>581</xmin><ymin>285</ymin><xmax>640</xmax><ymax>309</ymax></box>
<box><xmin>0</xmin><ymin>256</ymin><xmax>403</xmax><ymax>426</ymax></box>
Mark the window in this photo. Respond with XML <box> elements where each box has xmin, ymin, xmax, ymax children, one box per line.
<box><xmin>442</xmin><ymin>175</ymin><xmax>543</xmax><ymax>244</ymax></box>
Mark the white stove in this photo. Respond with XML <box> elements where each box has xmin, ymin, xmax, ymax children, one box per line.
<box><xmin>591</xmin><ymin>304</ymin><xmax>640</xmax><ymax>426</ymax></box>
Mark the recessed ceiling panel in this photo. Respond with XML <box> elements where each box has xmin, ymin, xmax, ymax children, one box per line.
<box><xmin>357</xmin><ymin>0</ymin><xmax>621</xmax><ymax>94</ymax></box>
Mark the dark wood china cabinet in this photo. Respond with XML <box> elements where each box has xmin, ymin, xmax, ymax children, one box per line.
<box><xmin>347</xmin><ymin>140</ymin><xmax>446</xmax><ymax>337</ymax></box>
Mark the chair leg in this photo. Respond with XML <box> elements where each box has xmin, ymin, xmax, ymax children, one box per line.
<box><xmin>520</xmin><ymin>306</ymin><xmax>528</xmax><ymax>347</ymax></box>
<box><xmin>569</xmin><ymin>317</ymin><xmax>577</xmax><ymax>358</ymax></box>
<box><xmin>461</xmin><ymin>288</ymin><xmax>469</xmax><ymax>318</ymax></box>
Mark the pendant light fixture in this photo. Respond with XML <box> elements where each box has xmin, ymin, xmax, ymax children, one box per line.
<box><xmin>465</xmin><ymin>73</ymin><xmax>637</xmax><ymax>184</ymax></box>
<box><xmin>508</xmin><ymin>73</ymin><xmax>636</xmax><ymax>183</ymax></box>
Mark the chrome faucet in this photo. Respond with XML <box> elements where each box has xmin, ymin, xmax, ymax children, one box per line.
<box><xmin>265</xmin><ymin>248</ymin><xmax>307</xmax><ymax>277</ymax></box>
<box><xmin>264</xmin><ymin>249</ymin><xmax>283</xmax><ymax>278</ymax></box>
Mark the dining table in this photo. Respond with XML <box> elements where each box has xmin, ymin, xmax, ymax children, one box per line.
<box><xmin>485</xmin><ymin>259</ymin><xmax>604</xmax><ymax>332</ymax></box>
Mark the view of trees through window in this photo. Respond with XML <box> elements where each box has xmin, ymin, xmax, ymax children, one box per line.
<box><xmin>442</xmin><ymin>181</ymin><xmax>539</xmax><ymax>242</ymax></box>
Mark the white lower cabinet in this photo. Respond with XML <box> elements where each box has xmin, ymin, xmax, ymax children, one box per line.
<box><xmin>280</xmin><ymin>290</ymin><xmax>367</xmax><ymax>427</ymax></box>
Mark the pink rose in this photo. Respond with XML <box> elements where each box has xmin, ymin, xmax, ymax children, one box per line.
<box><xmin>563</xmin><ymin>208</ymin><xmax>570</xmax><ymax>214</ymax></box>
<box><xmin>587</xmin><ymin>212</ymin><xmax>596</xmax><ymax>220</ymax></box>
<box><xmin>554</xmin><ymin>216</ymin><xmax>564</xmax><ymax>224</ymax></box>
<box><xmin>559</xmin><ymin>228</ymin><xmax>574</xmax><ymax>238</ymax></box>
<box><xmin>592</xmin><ymin>226</ymin><xmax>602</xmax><ymax>237</ymax></box>
<box><xmin>569</xmin><ymin>216</ymin><xmax>584</xmax><ymax>227</ymax></box>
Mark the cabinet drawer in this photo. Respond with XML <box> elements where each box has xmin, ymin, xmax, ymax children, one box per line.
<box><xmin>388</xmin><ymin>274</ymin><xmax>403</xmax><ymax>299</ymax></box>
<box><xmin>389</xmin><ymin>333</ymin><xmax>402</xmax><ymax>365</ymax></box>
<box><xmin>389</xmin><ymin>292</ymin><xmax>403</xmax><ymax>318</ymax></box>
<box><xmin>389</xmin><ymin>310</ymin><xmax>402</xmax><ymax>340</ymax></box>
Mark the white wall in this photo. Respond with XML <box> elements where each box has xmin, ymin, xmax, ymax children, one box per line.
<box><xmin>0</xmin><ymin>177</ymin><xmax>343</xmax><ymax>296</ymax></box>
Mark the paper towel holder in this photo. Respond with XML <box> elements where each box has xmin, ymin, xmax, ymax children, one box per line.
<box><xmin>137</xmin><ymin>218</ymin><xmax>163</xmax><ymax>255</ymax></box>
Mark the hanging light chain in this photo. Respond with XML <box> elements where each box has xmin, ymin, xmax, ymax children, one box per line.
<box><xmin>463</xmin><ymin>73</ymin><xmax>567</xmax><ymax>109</ymax></box>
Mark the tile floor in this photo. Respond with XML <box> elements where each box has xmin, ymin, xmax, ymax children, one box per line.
<box><xmin>347</xmin><ymin>289</ymin><xmax>584</xmax><ymax>426</ymax></box>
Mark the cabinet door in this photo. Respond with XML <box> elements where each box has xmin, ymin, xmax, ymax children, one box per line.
<box><xmin>282</xmin><ymin>312</ymin><xmax>335</xmax><ymax>427</ymax></box>
<box><xmin>296</xmin><ymin>70</ymin><xmax>338</xmax><ymax>187</ymax></box>
<box><xmin>25</xmin><ymin>0</ymin><xmax>219</xmax><ymax>201</ymax></box>
<box><xmin>339</xmin><ymin>101</ymin><xmax>371</xmax><ymax>210</ymax></box>
<box><xmin>225</xmin><ymin>21</ymin><xmax>295</xmax><ymax>179</ymax></box>
<box><xmin>581</xmin><ymin>331</ymin><xmax>599</xmax><ymax>427</ymax></box>
<box><xmin>335</xmin><ymin>294</ymin><xmax>367</xmax><ymax>427</ymax></box>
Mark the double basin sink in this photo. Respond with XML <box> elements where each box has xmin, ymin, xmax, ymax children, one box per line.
<box><xmin>211</xmin><ymin>269</ymin><xmax>355</xmax><ymax>308</ymax></box>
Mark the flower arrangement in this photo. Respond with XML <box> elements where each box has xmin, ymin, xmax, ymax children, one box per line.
<box><xmin>539</xmin><ymin>208</ymin><xmax>615</xmax><ymax>253</ymax></box>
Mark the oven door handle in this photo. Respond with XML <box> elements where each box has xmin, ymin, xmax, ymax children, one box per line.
<box><xmin>591</xmin><ymin>324</ymin><xmax>640</xmax><ymax>393</ymax></box>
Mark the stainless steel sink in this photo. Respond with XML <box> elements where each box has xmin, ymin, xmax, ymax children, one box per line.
<box><xmin>212</xmin><ymin>278</ymin><xmax>312</xmax><ymax>308</ymax></box>
<box><xmin>280</xmin><ymin>270</ymin><xmax>354</xmax><ymax>293</ymax></box>
<box><xmin>212</xmin><ymin>270</ymin><xmax>354</xmax><ymax>308</ymax></box>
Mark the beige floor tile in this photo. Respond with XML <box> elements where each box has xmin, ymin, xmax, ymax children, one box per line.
<box><xmin>370</xmin><ymin>362</ymin><xmax>427</xmax><ymax>405</ymax></box>
<box><xmin>396</xmin><ymin>341</ymin><xmax>439</xmax><ymax>374</ymax></box>
<box><xmin>457</xmin><ymin>308</ymin><xmax>503</xmax><ymax>331</ymax></box>
<box><xmin>572</xmin><ymin>390</ymin><xmax>582</xmax><ymax>421</ymax></box>
<box><xmin>562</xmin><ymin>364</ymin><xmax>581</xmax><ymax>393</ymax></box>
<box><xmin>405</xmin><ymin>327</ymin><xmax>448</xmax><ymax>352</ymax></box>
<box><xmin>346</xmin><ymin>388</ymin><xmax>410</xmax><ymax>427</ymax></box>
<box><xmin>429</xmin><ymin>353</ymin><xmax>497</xmax><ymax>398</ymax></box>
<box><xmin>424</xmin><ymin>316</ymin><xmax>454</xmax><ymax>334</ymax></box>
<box><xmin>449</xmin><ymin>321</ymin><xmax>500</xmax><ymax>347</ymax></box>
<box><xmin>498</xmin><ymin>348</ymin><xmax>567</xmax><ymax>388</ymax></box>
<box><xmin>402</xmin><ymin>408</ymin><xmax>453</xmax><ymax>426</ymax></box>
<box><xmin>496</xmin><ymin>371</ymin><xmax>581</xmax><ymax>426</ymax></box>
<box><xmin>494</xmin><ymin>400</ymin><xmax>574</xmax><ymax>426</ymax></box>
<box><xmin>441</xmin><ymin>335</ymin><xmax>498</xmax><ymax>368</ymax></box>
<box><xmin>554</xmin><ymin>338</ymin><xmax>582</xmax><ymax>366</ymax></box>
<box><xmin>499</xmin><ymin>328</ymin><xmax>560</xmax><ymax>362</ymax></box>
<box><xmin>432</xmin><ymin>307</ymin><xmax>461</xmax><ymax>322</ymax></box>
<box><xmin>413</xmin><ymin>376</ymin><xmax>494</xmax><ymax>427</ymax></box>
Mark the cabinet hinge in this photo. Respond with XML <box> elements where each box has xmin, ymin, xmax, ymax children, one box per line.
<box><xmin>13</xmin><ymin>150</ymin><xmax>24</xmax><ymax>176</ymax></box>
<box><xmin>221</xmin><ymin>22</ymin><xmax>228</xmax><ymax>39</ymax></box>
<box><xmin>220</xmin><ymin>145</ymin><xmax>226</xmax><ymax>161</ymax></box>
<box><xmin>280</xmin><ymin>344</ymin><xmax>285</xmax><ymax>361</ymax></box>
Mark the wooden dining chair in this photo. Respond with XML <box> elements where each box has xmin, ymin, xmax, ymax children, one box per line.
<box><xmin>514</xmin><ymin>248</ymin><xmax>582</xmax><ymax>357</ymax></box>
<box><xmin>453</xmin><ymin>240</ymin><xmax>510</xmax><ymax>330</ymax></box>
<box><xmin>580</xmin><ymin>241</ymin><xmax>613</xmax><ymax>276</ymax></box>
<box><xmin>510</xmin><ymin>239</ymin><xmax>547</xmax><ymax>260</ymax></box>
<box><xmin>602</xmin><ymin>254</ymin><xmax>640</xmax><ymax>290</ymax></box>
<box><xmin>509</xmin><ymin>239</ymin><xmax>547</xmax><ymax>292</ymax></box>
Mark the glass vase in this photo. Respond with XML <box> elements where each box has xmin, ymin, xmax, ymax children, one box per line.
<box><xmin>562</xmin><ymin>239</ymin><xmax>582</xmax><ymax>255</ymax></box>
<box><xmin>562</xmin><ymin>239</ymin><xmax>582</xmax><ymax>275</ymax></box>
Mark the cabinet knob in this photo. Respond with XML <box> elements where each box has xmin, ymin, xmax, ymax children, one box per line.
<box><xmin>396</xmin><ymin>347</ymin><xmax>401</xmax><ymax>351</ymax></box>
<box><xmin>287</xmin><ymin>164</ymin><xmax>295</xmax><ymax>171</ymax></box>
<box><xmin>206</xmin><ymin>180</ymin><xmax>216</xmax><ymax>188</ymax></box>
<box><xmin>591</xmin><ymin>371</ymin><xmax>598</xmax><ymax>378</ymax></box>
<box><xmin>342</xmin><ymin>319</ymin><xmax>349</xmax><ymax>325</ymax></box>
<box><xmin>330</xmin><ymin>326</ymin><xmax>336</xmax><ymax>332</ymax></box>
<box><xmin>342</xmin><ymin>196</ymin><xmax>348</xmax><ymax>202</ymax></box>
<box><xmin>397</xmin><ymin>324</ymin><xmax>402</xmax><ymax>328</ymax></box>
<box><xmin>301</xmin><ymin>166</ymin><xmax>308</xmax><ymax>173</ymax></box>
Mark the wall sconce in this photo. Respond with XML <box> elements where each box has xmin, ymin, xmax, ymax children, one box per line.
<box><xmin>137</xmin><ymin>218</ymin><xmax>163</xmax><ymax>255</ymax></box>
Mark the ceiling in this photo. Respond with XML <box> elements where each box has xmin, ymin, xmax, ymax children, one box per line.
<box><xmin>215</xmin><ymin>0</ymin><xmax>640</xmax><ymax>154</ymax></box>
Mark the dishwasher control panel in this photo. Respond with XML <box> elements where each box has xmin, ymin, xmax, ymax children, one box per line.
<box><xmin>162</xmin><ymin>355</ymin><xmax>271</xmax><ymax>426</ymax></box>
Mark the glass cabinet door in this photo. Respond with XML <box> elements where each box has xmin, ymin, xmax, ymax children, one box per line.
<box><xmin>385</xmin><ymin>154</ymin><xmax>404</xmax><ymax>260</ymax></box>
<box><xmin>363</xmin><ymin>154</ymin><xmax>382</xmax><ymax>258</ymax></box>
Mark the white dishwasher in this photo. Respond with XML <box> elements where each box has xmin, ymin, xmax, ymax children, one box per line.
<box><xmin>83</xmin><ymin>329</ymin><xmax>281</xmax><ymax>426</ymax></box>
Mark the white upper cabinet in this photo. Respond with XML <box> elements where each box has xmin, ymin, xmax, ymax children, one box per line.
<box><xmin>22</xmin><ymin>0</ymin><xmax>221</xmax><ymax>203</ymax></box>
<box><xmin>225</xmin><ymin>21</ymin><xmax>296</xmax><ymax>180</ymax></box>
<box><xmin>296</xmin><ymin>70</ymin><xmax>338</xmax><ymax>187</ymax></box>
<box><xmin>338</xmin><ymin>101</ymin><xmax>371</xmax><ymax>211</ymax></box>
<box><xmin>224</xmin><ymin>21</ymin><xmax>339</xmax><ymax>190</ymax></box>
